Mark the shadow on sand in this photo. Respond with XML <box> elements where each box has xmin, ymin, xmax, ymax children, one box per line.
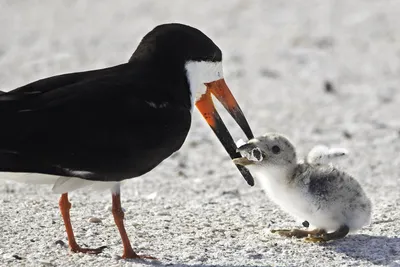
<box><xmin>119</xmin><ymin>234</ymin><xmax>400</xmax><ymax>267</ymax></box>
<box><xmin>324</xmin><ymin>234</ymin><xmax>400</xmax><ymax>265</ymax></box>
<box><xmin>123</xmin><ymin>260</ymin><xmax>269</xmax><ymax>267</ymax></box>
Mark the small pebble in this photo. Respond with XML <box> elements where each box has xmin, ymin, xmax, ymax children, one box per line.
<box><xmin>12</xmin><ymin>254</ymin><xmax>23</xmax><ymax>260</ymax></box>
<box><xmin>259</xmin><ymin>68</ymin><xmax>280</xmax><ymax>79</ymax></box>
<box><xmin>324</xmin><ymin>80</ymin><xmax>335</xmax><ymax>93</ymax></box>
<box><xmin>206</xmin><ymin>169</ymin><xmax>215</xmax><ymax>175</ymax></box>
<box><xmin>343</xmin><ymin>130</ymin><xmax>353</xmax><ymax>139</ymax></box>
<box><xmin>178</xmin><ymin>170</ymin><xmax>188</xmax><ymax>178</ymax></box>
<box><xmin>54</xmin><ymin>240</ymin><xmax>67</xmax><ymax>247</ymax></box>
<box><xmin>315</xmin><ymin>37</ymin><xmax>334</xmax><ymax>49</ymax></box>
<box><xmin>157</xmin><ymin>211</ymin><xmax>171</xmax><ymax>216</ymax></box>
<box><xmin>88</xmin><ymin>217</ymin><xmax>102</xmax><ymax>223</ymax></box>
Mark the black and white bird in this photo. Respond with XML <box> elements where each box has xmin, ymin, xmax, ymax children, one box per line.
<box><xmin>0</xmin><ymin>23</ymin><xmax>255</xmax><ymax>259</ymax></box>
<box><xmin>233</xmin><ymin>133</ymin><xmax>372</xmax><ymax>242</ymax></box>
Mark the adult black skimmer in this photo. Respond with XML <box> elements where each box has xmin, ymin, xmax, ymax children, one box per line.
<box><xmin>0</xmin><ymin>23</ymin><xmax>254</xmax><ymax>259</ymax></box>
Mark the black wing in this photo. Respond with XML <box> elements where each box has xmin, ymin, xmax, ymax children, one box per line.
<box><xmin>0</xmin><ymin>64</ymin><xmax>191</xmax><ymax>181</ymax></box>
<box><xmin>0</xmin><ymin>64</ymin><xmax>131</xmax><ymax>111</ymax></box>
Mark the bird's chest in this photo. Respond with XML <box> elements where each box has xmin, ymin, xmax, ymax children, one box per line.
<box><xmin>254</xmin><ymin>168</ymin><xmax>312</xmax><ymax>220</ymax></box>
<box><xmin>122</xmin><ymin>107</ymin><xmax>191</xmax><ymax>158</ymax></box>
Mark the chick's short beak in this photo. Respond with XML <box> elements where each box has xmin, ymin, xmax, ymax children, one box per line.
<box><xmin>232</xmin><ymin>157</ymin><xmax>255</xmax><ymax>166</ymax></box>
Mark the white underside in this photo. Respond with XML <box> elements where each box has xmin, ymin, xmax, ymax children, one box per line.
<box><xmin>249</xmin><ymin>165</ymin><xmax>370</xmax><ymax>232</ymax></box>
<box><xmin>250</xmin><ymin>165</ymin><xmax>316</xmax><ymax>225</ymax></box>
<box><xmin>0</xmin><ymin>172</ymin><xmax>118</xmax><ymax>194</ymax></box>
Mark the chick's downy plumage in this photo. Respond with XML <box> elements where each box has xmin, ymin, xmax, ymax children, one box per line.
<box><xmin>233</xmin><ymin>133</ymin><xmax>372</xmax><ymax>242</ymax></box>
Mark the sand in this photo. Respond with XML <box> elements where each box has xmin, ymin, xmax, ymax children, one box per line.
<box><xmin>0</xmin><ymin>0</ymin><xmax>399</xmax><ymax>266</ymax></box>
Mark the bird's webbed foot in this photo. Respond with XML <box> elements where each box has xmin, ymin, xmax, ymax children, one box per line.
<box><xmin>305</xmin><ymin>225</ymin><xmax>349</xmax><ymax>243</ymax></box>
<box><xmin>271</xmin><ymin>228</ymin><xmax>326</xmax><ymax>239</ymax></box>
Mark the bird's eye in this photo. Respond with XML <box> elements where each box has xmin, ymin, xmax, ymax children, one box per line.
<box><xmin>271</xmin><ymin>145</ymin><xmax>281</xmax><ymax>154</ymax></box>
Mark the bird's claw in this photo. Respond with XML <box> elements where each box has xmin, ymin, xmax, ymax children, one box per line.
<box><xmin>121</xmin><ymin>250</ymin><xmax>158</xmax><ymax>260</ymax></box>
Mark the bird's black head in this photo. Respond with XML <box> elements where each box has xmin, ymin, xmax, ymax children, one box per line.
<box><xmin>130</xmin><ymin>23</ymin><xmax>255</xmax><ymax>186</ymax></box>
<box><xmin>130</xmin><ymin>23</ymin><xmax>222</xmax><ymax>65</ymax></box>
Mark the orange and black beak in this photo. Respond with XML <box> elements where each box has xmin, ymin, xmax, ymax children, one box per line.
<box><xmin>195</xmin><ymin>78</ymin><xmax>255</xmax><ymax>186</ymax></box>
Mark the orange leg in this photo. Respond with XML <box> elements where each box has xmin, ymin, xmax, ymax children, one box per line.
<box><xmin>111</xmin><ymin>191</ymin><xmax>156</xmax><ymax>259</ymax></box>
<box><xmin>59</xmin><ymin>193</ymin><xmax>107</xmax><ymax>254</ymax></box>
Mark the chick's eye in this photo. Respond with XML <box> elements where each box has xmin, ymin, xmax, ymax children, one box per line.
<box><xmin>271</xmin><ymin>145</ymin><xmax>281</xmax><ymax>154</ymax></box>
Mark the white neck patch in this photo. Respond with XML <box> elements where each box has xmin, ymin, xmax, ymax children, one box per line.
<box><xmin>184</xmin><ymin>60</ymin><xmax>224</xmax><ymax>109</ymax></box>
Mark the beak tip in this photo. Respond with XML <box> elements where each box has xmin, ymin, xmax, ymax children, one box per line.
<box><xmin>232</xmin><ymin>158</ymin><xmax>241</xmax><ymax>165</ymax></box>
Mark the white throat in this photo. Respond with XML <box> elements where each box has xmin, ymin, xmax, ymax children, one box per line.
<box><xmin>184</xmin><ymin>60</ymin><xmax>224</xmax><ymax>110</ymax></box>
<box><xmin>249</xmin><ymin>164</ymin><xmax>294</xmax><ymax>192</ymax></box>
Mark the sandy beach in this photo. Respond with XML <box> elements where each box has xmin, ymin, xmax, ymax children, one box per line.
<box><xmin>0</xmin><ymin>1</ymin><xmax>399</xmax><ymax>266</ymax></box>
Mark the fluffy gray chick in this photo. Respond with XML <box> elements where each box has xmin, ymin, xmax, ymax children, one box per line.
<box><xmin>233</xmin><ymin>133</ymin><xmax>372</xmax><ymax>242</ymax></box>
